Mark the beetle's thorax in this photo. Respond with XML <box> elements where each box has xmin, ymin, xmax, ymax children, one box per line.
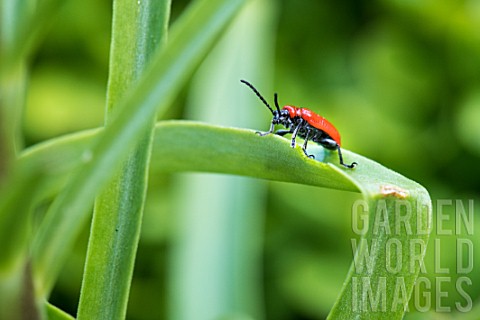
<box><xmin>282</xmin><ymin>105</ymin><xmax>298</xmax><ymax>119</ymax></box>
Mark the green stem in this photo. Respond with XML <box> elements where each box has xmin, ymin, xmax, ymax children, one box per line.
<box><xmin>77</xmin><ymin>0</ymin><xmax>170</xmax><ymax>319</ymax></box>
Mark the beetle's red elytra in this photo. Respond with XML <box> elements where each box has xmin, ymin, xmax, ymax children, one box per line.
<box><xmin>241</xmin><ymin>80</ymin><xmax>357</xmax><ymax>169</ymax></box>
<box><xmin>283</xmin><ymin>106</ymin><xmax>342</xmax><ymax>146</ymax></box>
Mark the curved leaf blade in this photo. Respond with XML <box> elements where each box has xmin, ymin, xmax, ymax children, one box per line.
<box><xmin>20</xmin><ymin>121</ymin><xmax>359</xmax><ymax>195</ymax></box>
<box><xmin>22</xmin><ymin>120</ymin><xmax>431</xmax><ymax>318</ymax></box>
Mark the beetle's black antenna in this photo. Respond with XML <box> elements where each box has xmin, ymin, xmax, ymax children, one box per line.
<box><xmin>274</xmin><ymin>93</ymin><xmax>281</xmax><ymax>113</ymax></box>
<box><xmin>240</xmin><ymin>80</ymin><xmax>275</xmax><ymax>115</ymax></box>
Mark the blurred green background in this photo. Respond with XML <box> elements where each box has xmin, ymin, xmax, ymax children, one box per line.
<box><xmin>24</xmin><ymin>0</ymin><xmax>479</xmax><ymax>319</ymax></box>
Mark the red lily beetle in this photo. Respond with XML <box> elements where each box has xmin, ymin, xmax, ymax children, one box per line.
<box><xmin>241</xmin><ymin>80</ymin><xmax>357</xmax><ymax>168</ymax></box>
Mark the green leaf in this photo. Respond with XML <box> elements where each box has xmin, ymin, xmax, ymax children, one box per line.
<box><xmin>77</xmin><ymin>0</ymin><xmax>171</xmax><ymax>319</ymax></box>
<box><xmin>322</xmin><ymin>139</ymin><xmax>432</xmax><ymax>319</ymax></box>
<box><xmin>20</xmin><ymin>121</ymin><xmax>428</xmax><ymax>195</ymax></box>
<box><xmin>22</xmin><ymin>120</ymin><xmax>431</xmax><ymax>318</ymax></box>
<box><xmin>20</xmin><ymin>122</ymin><xmax>358</xmax><ymax>195</ymax></box>
<box><xmin>45</xmin><ymin>302</ymin><xmax>75</xmax><ymax>320</ymax></box>
<box><xmin>327</xmin><ymin>195</ymin><xmax>432</xmax><ymax>319</ymax></box>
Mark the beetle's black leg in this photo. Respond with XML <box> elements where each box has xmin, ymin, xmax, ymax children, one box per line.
<box><xmin>319</xmin><ymin>138</ymin><xmax>338</xmax><ymax>150</ymax></box>
<box><xmin>274</xmin><ymin>129</ymin><xmax>292</xmax><ymax>136</ymax></box>
<box><xmin>290</xmin><ymin>121</ymin><xmax>303</xmax><ymax>148</ymax></box>
<box><xmin>337</xmin><ymin>145</ymin><xmax>357</xmax><ymax>168</ymax></box>
<box><xmin>256</xmin><ymin>121</ymin><xmax>275</xmax><ymax>136</ymax></box>
<box><xmin>302</xmin><ymin>130</ymin><xmax>315</xmax><ymax>159</ymax></box>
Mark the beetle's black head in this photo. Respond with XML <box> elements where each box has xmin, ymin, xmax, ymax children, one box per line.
<box><xmin>272</xmin><ymin>105</ymin><xmax>293</xmax><ymax>127</ymax></box>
